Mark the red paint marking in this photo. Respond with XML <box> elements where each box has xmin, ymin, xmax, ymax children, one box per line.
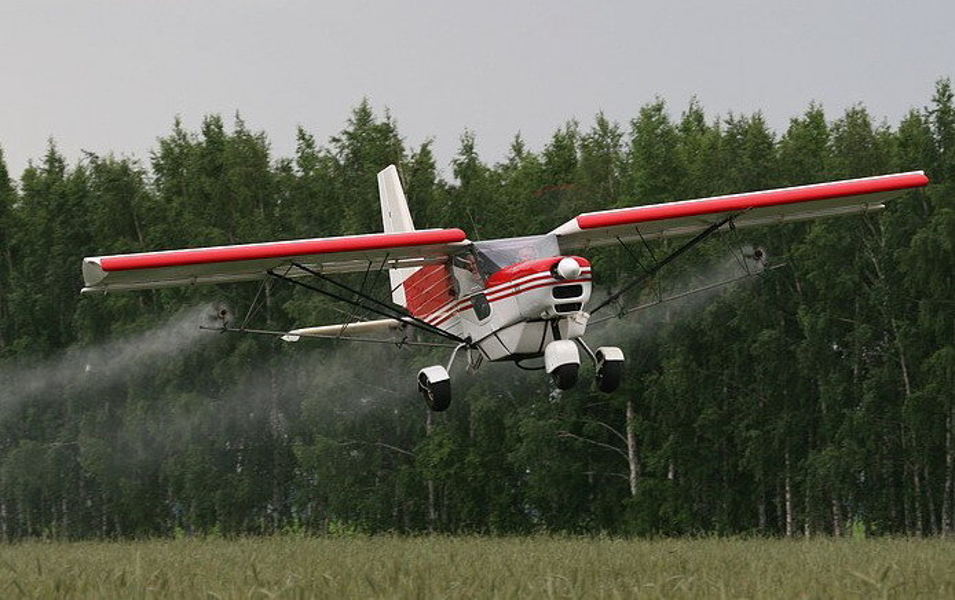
<box><xmin>404</xmin><ymin>264</ymin><xmax>455</xmax><ymax>317</ymax></box>
<box><xmin>485</xmin><ymin>273</ymin><xmax>553</xmax><ymax>300</ymax></box>
<box><xmin>485</xmin><ymin>256</ymin><xmax>591</xmax><ymax>288</ymax></box>
<box><xmin>485</xmin><ymin>269</ymin><xmax>591</xmax><ymax>302</ymax></box>
<box><xmin>577</xmin><ymin>172</ymin><xmax>929</xmax><ymax>230</ymax></box>
<box><xmin>486</xmin><ymin>277</ymin><xmax>591</xmax><ymax>304</ymax></box>
<box><xmin>99</xmin><ymin>229</ymin><xmax>468</xmax><ymax>272</ymax></box>
<box><xmin>420</xmin><ymin>267</ymin><xmax>593</xmax><ymax>324</ymax></box>
<box><xmin>428</xmin><ymin>276</ymin><xmax>592</xmax><ymax>328</ymax></box>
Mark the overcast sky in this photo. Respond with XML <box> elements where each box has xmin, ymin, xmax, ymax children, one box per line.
<box><xmin>1</xmin><ymin>0</ymin><xmax>952</xmax><ymax>179</ymax></box>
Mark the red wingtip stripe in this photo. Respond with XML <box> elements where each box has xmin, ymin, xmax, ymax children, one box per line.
<box><xmin>99</xmin><ymin>229</ymin><xmax>468</xmax><ymax>272</ymax></box>
<box><xmin>577</xmin><ymin>172</ymin><xmax>929</xmax><ymax>231</ymax></box>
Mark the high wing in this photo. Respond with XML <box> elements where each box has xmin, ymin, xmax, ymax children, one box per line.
<box><xmin>83</xmin><ymin>170</ymin><xmax>929</xmax><ymax>294</ymax></box>
<box><xmin>82</xmin><ymin>228</ymin><xmax>468</xmax><ymax>294</ymax></box>
<box><xmin>550</xmin><ymin>171</ymin><xmax>929</xmax><ymax>251</ymax></box>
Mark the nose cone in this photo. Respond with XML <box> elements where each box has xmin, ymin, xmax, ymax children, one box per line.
<box><xmin>554</xmin><ymin>257</ymin><xmax>582</xmax><ymax>280</ymax></box>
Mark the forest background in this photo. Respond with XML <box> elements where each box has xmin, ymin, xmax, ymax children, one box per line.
<box><xmin>0</xmin><ymin>80</ymin><xmax>952</xmax><ymax>540</ymax></box>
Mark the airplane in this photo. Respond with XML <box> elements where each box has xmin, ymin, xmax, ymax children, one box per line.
<box><xmin>81</xmin><ymin>167</ymin><xmax>929</xmax><ymax>411</ymax></box>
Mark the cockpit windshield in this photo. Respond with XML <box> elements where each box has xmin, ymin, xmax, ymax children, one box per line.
<box><xmin>471</xmin><ymin>235</ymin><xmax>560</xmax><ymax>278</ymax></box>
<box><xmin>449</xmin><ymin>235</ymin><xmax>560</xmax><ymax>295</ymax></box>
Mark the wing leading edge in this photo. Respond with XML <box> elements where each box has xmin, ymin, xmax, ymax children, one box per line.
<box><xmin>82</xmin><ymin>228</ymin><xmax>468</xmax><ymax>293</ymax></box>
<box><xmin>550</xmin><ymin>171</ymin><xmax>929</xmax><ymax>251</ymax></box>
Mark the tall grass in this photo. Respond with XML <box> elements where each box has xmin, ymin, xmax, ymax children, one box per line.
<box><xmin>1</xmin><ymin>536</ymin><xmax>953</xmax><ymax>597</ymax></box>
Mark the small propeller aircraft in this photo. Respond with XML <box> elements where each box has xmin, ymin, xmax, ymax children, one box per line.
<box><xmin>81</xmin><ymin>167</ymin><xmax>928</xmax><ymax>410</ymax></box>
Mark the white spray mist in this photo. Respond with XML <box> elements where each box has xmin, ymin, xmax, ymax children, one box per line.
<box><xmin>0</xmin><ymin>303</ymin><xmax>220</xmax><ymax>409</ymax></box>
<box><xmin>590</xmin><ymin>251</ymin><xmax>770</xmax><ymax>346</ymax></box>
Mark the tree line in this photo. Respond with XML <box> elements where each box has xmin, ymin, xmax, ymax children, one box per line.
<box><xmin>0</xmin><ymin>80</ymin><xmax>952</xmax><ymax>539</ymax></box>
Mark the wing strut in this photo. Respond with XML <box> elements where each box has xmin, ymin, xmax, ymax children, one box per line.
<box><xmin>590</xmin><ymin>210</ymin><xmax>744</xmax><ymax>316</ymax></box>
<box><xmin>336</xmin><ymin>255</ymin><xmax>389</xmax><ymax>340</ymax></box>
<box><xmin>590</xmin><ymin>263</ymin><xmax>787</xmax><ymax>326</ymax></box>
<box><xmin>201</xmin><ymin>325</ymin><xmax>457</xmax><ymax>348</ymax></box>
<box><xmin>267</xmin><ymin>263</ymin><xmax>467</xmax><ymax>344</ymax></box>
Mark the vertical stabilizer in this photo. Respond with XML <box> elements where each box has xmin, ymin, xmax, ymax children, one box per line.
<box><xmin>378</xmin><ymin>165</ymin><xmax>417</xmax><ymax>306</ymax></box>
<box><xmin>379</xmin><ymin>165</ymin><xmax>415</xmax><ymax>234</ymax></box>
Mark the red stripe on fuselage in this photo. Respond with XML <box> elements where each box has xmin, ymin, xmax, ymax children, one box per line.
<box><xmin>485</xmin><ymin>276</ymin><xmax>591</xmax><ymax>305</ymax></box>
<box><xmin>404</xmin><ymin>263</ymin><xmax>455</xmax><ymax>317</ymax></box>
<box><xmin>486</xmin><ymin>256</ymin><xmax>591</xmax><ymax>287</ymax></box>
<box><xmin>418</xmin><ymin>267</ymin><xmax>592</xmax><ymax>326</ymax></box>
<box><xmin>426</xmin><ymin>275</ymin><xmax>592</xmax><ymax>328</ymax></box>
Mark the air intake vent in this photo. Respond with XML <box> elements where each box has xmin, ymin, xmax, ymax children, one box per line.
<box><xmin>555</xmin><ymin>302</ymin><xmax>582</xmax><ymax>314</ymax></box>
<box><xmin>553</xmin><ymin>284</ymin><xmax>583</xmax><ymax>299</ymax></box>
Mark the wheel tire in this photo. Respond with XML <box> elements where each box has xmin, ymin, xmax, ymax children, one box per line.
<box><xmin>551</xmin><ymin>363</ymin><xmax>579</xmax><ymax>390</ymax></box>
<box><xmin>418</xmin><ymin>373</ymin><xmax>451</xmax><ymax>412</ymax></box>
<box><xmin>596</xmin><ymin>359</ymin><xmax>624</xmax><ymax>393</ymax></box>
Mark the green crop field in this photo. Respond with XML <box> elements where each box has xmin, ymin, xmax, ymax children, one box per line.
<box><xmin>1</xmin><ymin>536</ymin><xmax>954</xmax><ymax>598</ymax></box>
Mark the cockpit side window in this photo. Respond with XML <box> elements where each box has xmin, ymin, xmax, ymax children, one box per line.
<box><xmin>450</xmin><ymin>251</ymin><xmax>484</xmax><ymax>297</ymax></box>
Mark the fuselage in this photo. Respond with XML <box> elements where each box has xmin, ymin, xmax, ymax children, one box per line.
<box><xmin>403</xmin><ymin>235</ymin><xmax>593</xmax><ymax>363</ymax></box>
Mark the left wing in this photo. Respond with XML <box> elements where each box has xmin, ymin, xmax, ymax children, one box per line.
<box><xmin>550</xmin><ymin>171</ymin><xmax>929</xmax><ymax>251</ymax></box>
<box><xmin>82</xmin><ymin>228</ymin><xmax>468</xmax><ymax>293</ymax></box>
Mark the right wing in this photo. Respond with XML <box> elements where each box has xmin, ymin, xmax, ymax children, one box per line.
<box><xmin>82</xmin><ymin>228</ymin><xmax>468</xmax><ymax>294</ymax></box>
<box><xmin>550</xmin><ymin>171</ymin><xmax>929</xmax><ymax>251</ymax></box>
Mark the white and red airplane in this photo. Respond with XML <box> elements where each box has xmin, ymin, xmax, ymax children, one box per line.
<box><xmin>82</xmin><ymin>167</ymin><xmax>929</xmax><ymax>410</ymax></box>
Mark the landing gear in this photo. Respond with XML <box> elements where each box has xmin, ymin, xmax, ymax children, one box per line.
<box><xmin>544</xmin><ymin>340</ymin><xmax>580</xmax><ymax>390</ymax></box>
<box><xmin>417</xmin><ymin>343</ymin><xmax>470</xmax><ymax>411</ymax></box>
<box><xmin>551</xmin><ymin>364</ymin><xmax>579</xmax><ymax>390</ymax></box>
<box><xmin>575</xmin><ymin>340</ymin><xmax>625</xmax><ymax>393</ymax></box>
<box><xmin>418</xmin><ymin>365</ymin><xmax>451</xmax><ymax>412</ymax></box>
<box><xmin>595</xmin><ymin>346</ymin><xmax>625</xmax><ymax>393</ymax></box>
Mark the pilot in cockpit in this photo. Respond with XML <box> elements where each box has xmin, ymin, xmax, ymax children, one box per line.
<box><xmin>451</xmin><ymin>251</ymin><xmax>483</xmax><ymax>297</ymax></box>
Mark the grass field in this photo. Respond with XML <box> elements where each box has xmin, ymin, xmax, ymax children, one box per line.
<box><xmin>1</xmin><ymin>535</ymin><xmax>954</xmax><ymax>598</ymax></box>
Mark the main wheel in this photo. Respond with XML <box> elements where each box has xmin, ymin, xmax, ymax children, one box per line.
<box><xmin>595</xmin><ymin>347</ymin><xmax>625</xmax><ymax>393</ymax></box>
<box><xmin>418</xmin><ymin>366</ymin><xmax>451</xmax><ymax>411</ymax></box>
<box><xmin>551</xmin><ymin>363</ymin><xmax>580</xmax><ymax>390</ymax></box>
<box><xmin>544</xmin><ymin>339</ymin><xmax>581</xmax><ymax>391</ymax></box>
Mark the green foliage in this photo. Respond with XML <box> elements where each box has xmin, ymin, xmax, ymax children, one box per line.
<box><xmin>0</xmin><ymin>85</ymin><xmax>953</xmax><ymax>540</ymax></box>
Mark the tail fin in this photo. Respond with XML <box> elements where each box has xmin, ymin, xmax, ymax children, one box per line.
<box><xmin>379</xmin><ymin>165</ymin><xmax>414</xmax><ymax>234</ymax></box>
<box><xmin>378</xmin><ymin>165</ymin><xmax>417</xmax><ymax>307</ymax></box>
